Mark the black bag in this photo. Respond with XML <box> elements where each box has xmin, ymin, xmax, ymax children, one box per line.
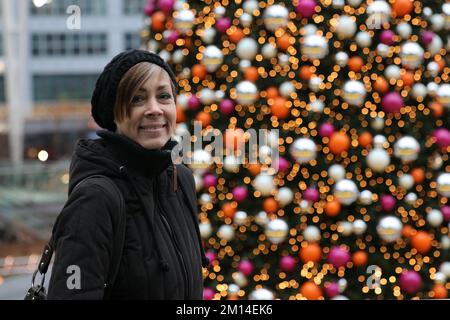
<box><xmin>25</xmin><ymin>175</ymin><xmax>126</xmax><ymax>300</ymax></box>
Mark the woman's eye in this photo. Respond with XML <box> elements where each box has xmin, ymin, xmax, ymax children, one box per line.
<box><xmin>132</xmin><ymin>95</ymin><xmax>145</xmax><ymax>104</ymax></box>
<box><xmin>159</xmin><ymin>93</ymin><xmax>172</xmax><ymax>100</ymax></box>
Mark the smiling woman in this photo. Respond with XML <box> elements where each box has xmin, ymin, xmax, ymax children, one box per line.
<box><xmin>41</xmin><ymin>50</ymin><xmax>209</xmax><ymax>300</ymax></box>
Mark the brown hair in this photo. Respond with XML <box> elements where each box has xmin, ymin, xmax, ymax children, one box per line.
<box><xmin>113</xmin><ymin>62</ymin><xmax>176</xmax><ymax>122</ymax></box>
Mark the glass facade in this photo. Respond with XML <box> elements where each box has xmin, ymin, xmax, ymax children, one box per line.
<box><xmin>33</xmin><ymin>74</ymin><xmax>99</xmax><ymax>102</ymax></box>
<box><xmin>31</xmin><ymin>32</ymin><xmax>107</xmax><ymax>56</ymax></box>
<box><xmin>30</xmin><ymin>0</ymin><xmax>107</xmax><ymax>16</ymax></box>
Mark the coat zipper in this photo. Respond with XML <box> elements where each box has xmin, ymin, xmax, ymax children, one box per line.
<box><xmin>154</xmin><ymin>179</ymin><xmax>191</xmax><ymax>299</ymax></box>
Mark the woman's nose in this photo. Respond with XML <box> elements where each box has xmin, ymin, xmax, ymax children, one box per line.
<box><xmin>144</xmin><ymin>99</ymin><xmax>164</xmax><ymax>116</ymax></box>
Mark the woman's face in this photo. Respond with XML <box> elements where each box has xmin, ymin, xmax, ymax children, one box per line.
<box><xmin>115</xmin><ymin>69</ymin><xmax>176</xmax><ymax>150</ymax></box>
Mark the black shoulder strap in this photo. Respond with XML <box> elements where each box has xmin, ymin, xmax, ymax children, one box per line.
<box><xmin>35</xmin><ymin>175</ymin><xmax>126</xmax><ymax>299</ymax></box>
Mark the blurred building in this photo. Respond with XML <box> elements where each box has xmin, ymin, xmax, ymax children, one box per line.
<box><xmin>0</xmin><ymin>0</ymin><xmax>146</xmax><ymax>162</ymax></box>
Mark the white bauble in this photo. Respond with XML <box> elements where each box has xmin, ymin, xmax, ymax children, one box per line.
<box><xmin>261</xmin><ymin>43</ymin><xmax>277</xmax><ymax>59</ymax></box>
<box><xmin>376</xmin><ymin>216</ymin><xmax>403</xmax><ymax>243</ymax></box>
<box><xmin>309</xmin><ymin>99</ymin><xmax>325</xmax><ymax>113</ymax></box>
<box><xmin>301</xmin><ymin>34</ymin><xmax>329</xmax><ymax>60</ymax></box>
<box><xmin>236</xmin><ymin>38</ymin><xmax>259</xmax><ymax>60</ymax></box>
<box><xmin>427</xmin><ymin>61</ymin><xmax>440</xmax><ymax>77</ymax></box>
<box><xmin>356</xmin><ymin>31</ymin><xmax>372</xmax><ymax>48</ymax></box>
<box><xmin>255</xmin><ymin>211</ymin><xmax>269</xmax><ymax>226</ymax></box>
<box><xmin>303</xmin><ymin>225</ymin><xmax>321</xmax><ymax>242</ymax></box>
<box><xmin>352</xmin><ymin>219</ymin><xmax>367</xmax><ymax>236</ymax></box>
<box><xmin>338</xmin><ymin>278</ymin><xmax>348</xmax><ymax>292</ymax></box>
<box><xmin>199</xmin><ymin>193</ymin><xmax>212</xmax><ymax>205</ymax></box>
<box><xmin>430</xmin><ymin>14</ymin><xmax>445</xmax><ymax>31</ymax></box>
<box><xmin>199</xmin><ymin>220</ymin><xmax>212</xmax><ymax>239</ymax></box>
<box><xmin>279</xmin><ymin>81</ymin><xmax>296</xmax><ymax>98</ymax></box>
<box><xmin>275</xmin><ymin>187</ymin><xmax>294</xmax><ymax>207</ymax></box>
<box><xmin>359</xmin><ymin>190</ymin><xmax>373</xmax><ymax>205</ymax></box>
<box><xmin>215</xmin><ymin>90</ymin><xmax>225</xmax><ymax>101</ymax></box>
<box><xmin>428</xmin><ymin>35</ymin><xmax>443</xmax><ymax>55</ymax></box>
<box><xmin>405</xmin><ymin>192</ymin><xmax>418</xmax><ymax>205</ymax></box>
<box><xmin>335</xmin><ymin>51</ymin><xmax>349</xmax><ymax>67</ymax></box>
<box><xmin>342</xmin><ymin>80</ymin><xmax>366</xmax><ymax>106</ymax></box>
<box><xmin>439</xmin><ymin>262</ymin><xmax>450</xmax><ymax>278</ymax></box>
<box><xmin>431</xmin><ymin>154</ymin><xmax>444</xmax><ymax>170</ymax></box>
<box><xmin>441</xmin><ymin>236</ymin><xmax>450</xmax><ymax>250</ymax></box>
<box><xmin>434</xmin><ymin>272</ymin><xmax>447</xmax><ymax>284</ymax></box>
<box><xmin>253</xmin><ymin>173</ymin><xmax>275</xmax><ymax>196</ymax></box>
<box><xmin>338</xmin><ymin>221</ymin><xmax>353</xmax><ymax>236</ymax></box>
<box><xmin>371</xmin><ymin>116</ymin><xmax>385</xmax><ymax>130</ymax></box>
<box><xmin>302</xmin><ymin>24</ymin><xmax>318</xmax><ymax>36</ymax></box>
<box><xmin>373</xmin><ymin>134</ymin><xmax>387</xmax><ymax>148</ymax></box>
<box><xmin>328</xmin><ymin>164</ymin><xmax>346</xmax><ymax>181</ymax></box>
<box><xmin>259</xmin><ymin>145</ymin><xmax>272</xmax><ymax>165</ymax></box>
<box><xmin>239</xmin><ymin>59</ymin><xmax>251</xmax><ymax>72</ymax></box>
<box><xmin>412</xmin><ymin>83</ymin><xmax>427</xmax><ymax>99</ymax></box>
<box><xmin>233</xmin><ymin>271</ymin><xmax>248</xmax><ymax>287</ymax></box>
<box><xmin>249</xmin><ymin>288</ymin><xmax>274</xmax><ymax>300</ymax></box>
<box><xmin>309</xmin><ymin>76</ymin><xmax>323</xmax><ymax>92</ymax></box>
<box><xmin>202</xmin><ymin>45</ymin><xmax>223</xmax><ymax>72</ymax></box>
<box><xmin>347</xmin><ymin>0</ymin><xmax>362</xmax><ymax>7</ymax></box>
<box><xmin>423</xmin><ymin>7</ymin><xmax>433</xmax><ymax>17</ymax></box>
<box><xmin>234</xmin><ymin>211</ymin><xmax>248</xmax><ymax>225</ymax></box>
<box><xmin>177</xmin><ymin>93</ymin><xmax>189</xmax><ymax>110</ymax></box>
<box><xmin>367</xmin><ymin>148</ymin><xmax>390</xmax><ymax>172</ymax></box>
<box><xmin>235</xmin><ymin>81</ymin><xmax>258</xmax><ymax>106</ymax></box>
<box><xmin>376</xmin><ymin>43</ymin><xmax>390</xmax><ymax>58</ymax></box>
<box><xmin>147</xmin><ymin>39</ymin><xmax>159</xmax><ymax>53</ymax></box>
<box><xmin>436</xmin><ymin>173</ymin><xmax>450</xmax><ymax>197</ymax></box>
<box><xmin>214</xmin><ymin>5</ymin><xmax>225</xmax><ymax>18</ymax></box>
<box><xmin>189</xmin><ymin>149</ymin><xmax>212</xmax><ymax>173</ymax></box>
<box><xmin>400</xmin><ymin>42</ymin><xmax>424</xmax><ymax>69</ymax></box>
<box><xmin>278</xmin><ymin>53</ymin><xmax>290</xmax><ymax>67</ymax></box>
<box><xmin>263</xmin><ymin>4</ymin><xmax>289</xmax><ymax>31</ymax></box>
<box><xmin>217</xmin><ymin>224</ymin><xmax>235</xmax><ymax>241</ymax></box>
<box><xmin>336</xmin><ymin>15</ymin><xmax>357</xmax><ymax>39</ymax></box>
<box><xmin>427</xmin><ymin>209</ymin><xmax>443</xmax><ymax>227</ymax></box>
<box><xmin>398</xmin><ymin>173</ymin><xmax>414</xmax><ymax>190</ymax></box>
<box><xmin>243</xmin><ymin>0</ymin><xmax>258</xmax><ymax>14</ymax></box>
<box><xmin>240</xmin><ymin>13</ymin><xmax>253</xmax><ymax>27</ymax></box>
<box><xmin>202</xmin><ymin>27</ymin><xmax>216</xmax><ymax>44</ymax></box>
<box><xmin>223</xmin><ymin>155</ymin><xmax>240</xmax><ymax>173</ymax></box>
<box><xmin>265</xmin><ymin>219</ymin><xmax>289</xmax><ymax>244</ymax></box>
<box><xmin>332</xmin><ymin>0</ymin><xmax>345</xmax><ymax>9</ymax></box>
<box><xmin>172</xmin><ymin>49</ymin><xmax>184</xmax><ymax>64</ymax></box>
<box><xmin>394</xmin><ymin>136</ymin><xmax>420</xmax><ymax>162</ymax></box>
<box><xmin>366</xmin><ymin>0</ymin><xmax>391</xmax><ymax>28</ymax></box>
<box><xmin>228</xmin><ymin>283</ymin><xmax>240</xmax><ymax>295</ymax></box>
<box><xmin>174</xmin><ymin>9</ymin><xmax>195</xmax><ymax>34</ymax></box>
<box><xmin>331</xmin><ymin>295</ymin><xmax>349</xmax><ymax>300</ymax></box>
<box><xmin>427</xmin><ymin>81</ymin><xmax>439</xmax><ymax>96</ymax></box>
<box><xmin>158</xmin><ymin>50</ymin><xmax>171</xmax><ymax>63</ymax></box>
<box><xmin>397</xmin><ymin>22</ymin><xmax>412</xmax><ymax>39</ymax></box>
<box><xmin>290</xmin><ymin>138</ymin><xmax>317</xmax><ymax>164</ymax></box>
<box><xmin>385</xmin><ymin>65</ymin><xmax>401</xmax><ymax>80</ymax></box>
<box><xmin>200</xmin><ymin>88</ymin><xmax>216</xmax><ymax>105</ymax></box>
<box><xmin>437</xmin><ymin>84</ymin><xmax>450</xmax><ymax>108</ymax></box>
<box><xmin>334</xmin><ymin>179</ymin><xmax>359</xmax><ymax>205</ymax></box>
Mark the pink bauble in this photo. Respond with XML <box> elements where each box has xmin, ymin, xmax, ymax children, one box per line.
<box><xmin>381</xmin><ymin>92</ymin><xmax>404</xmax><ymax>113</ymax></box>
<box><xmin>219</xmin><ymin>99</ymin><xmax>235</xmax><ymax>115</ymax></box>
<box><xmin>399</xmin><ymin>270</ymin><xmax>422</xmax><ymax>294</ymax></box>
<box><xmin>421</xmin><ymin>30</ymin><xmax>435</xmax><ymax>46</ymax></box>
<box><xmin>381</xmin><ymin>194</ymin><xmax>396</xmax><ymax>211</ymax></box>
<box><xmin>280</xmin><ymin>255</ymin><xmax>296</xmax><ymax>272</ymax></box>
<box><xmin>432</xmin><ymin>128</ymin><xmax>450</xmax><ymax>149</ymax></box>
<box><xmin>238</xmin><ymin>259</ymin><xmax>254</xmax><ymax>277</ymax></box>
<box><xmin>216</xmin><ymin>17</ymin><xmax>231</xmax><ymax>33</ymax></box>
<box><xmin>441</xmin><ymin>206</ymin><xmax>450</xmax><ymax>222</ymax></box>
<box><xmin>188</xmin><ymin>95</ymin><xmax>201</xmax><ymax>110</ymax></box>
<box><xmin>276</xmin><ymin>156</ymin><xmax>290</xmax><ymax>173</ymax></box>
<box><xmin>205</xmin><ymin>251</ymin><xmax>216</xmax><ymax>267</ymax></box>
<box><xmin>166</xmin><ymin>31</ymin><xmax>179</xmax><ymax>44</ymax></box>
<box><xmin>203</xmin><ymin>174</ymin><xmax>217</xmax><ymax>189</ymax></box>
<box><xmin>328</xmin><ymin>246</ymin><xmax>350</xmax><ymax>268</ymax></box>
<box><xmin>232</xmin><ymin>186</ymin><xmax>248</xmax><ymax>202</ymax></box>
<box><xmin>304</xmin><ymin>188</ymin><xmax>320</xmax><ymax>202</ymax></box>
<box><xmin>159</xmin><ymin>0</ymin><xmax>174</xmax><ymax>15</ymax></box>
<box><xmin>380</xmin><ymin>30</ymin><xmax>395</xmax><ymax>45</ymax></box>
<box><xmin>144</xmin><ymin>3</ymin><xmax>156</xmax><ymax>16</ymax></box>
<box><xmin>203</xmin><ymin>288</ymin><xmax>215</xmax><ymax>300</ymax></box>
<box><xmin>319</xmin><ymin>123</ymin><xmax>335</xmax><ymax>138</ymax></box>
<box><xmin>296</xmin><ymin>0</ymin><xmax>317</xmax><ymax>18</ymax></box>
<box><xmin>325</xmin><ymin>282</ymin><xmax>340</xmax><ymax>298</ymax></box>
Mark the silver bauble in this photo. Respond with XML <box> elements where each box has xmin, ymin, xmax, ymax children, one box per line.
<box><xmin>289</xmin><ymin>138</ymin><xmax>317</xmax><ymax>164</ymax></box>
<box><xmin>333</xmin><ymin>179</ymin><xmax>359</xmax><ymax>205</ymax></box>
<box><xmin>376</xmin><ymin>216</ymin><xmax>403</xmax><ymax>243</ymax></box>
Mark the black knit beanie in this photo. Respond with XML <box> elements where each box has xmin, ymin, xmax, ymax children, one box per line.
<box><xmin>91</xmin><ymin>49</ymin><xmax>178</xmax><ymax>132</ymax></box>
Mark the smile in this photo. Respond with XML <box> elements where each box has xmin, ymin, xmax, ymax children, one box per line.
<box><xmin>139</xmin><ymin>124</ymin><xmax>167</xmax><ymax>132</ymax></box>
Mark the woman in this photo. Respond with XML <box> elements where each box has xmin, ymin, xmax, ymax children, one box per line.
<box><xmin>47</xmin><ymin>49</ymin><xmax>208</xmax><ymax>299</ymax></box>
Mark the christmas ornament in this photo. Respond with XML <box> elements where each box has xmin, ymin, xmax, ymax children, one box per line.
<box><xmin>377</xmin><ymin>216</ymin><xmax>403</xmax><ymax>242</ymax></box>
<box><xmin>265</xmin><ymin>219</ymin><xmax>289</xmax><ymax>244</ymax></box>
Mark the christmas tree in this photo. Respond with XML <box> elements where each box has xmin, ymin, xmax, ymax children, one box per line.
<box><xmin>142</xmin><ymin>0</ymin><xmax>450</xmax><ymax>300</ymax></box>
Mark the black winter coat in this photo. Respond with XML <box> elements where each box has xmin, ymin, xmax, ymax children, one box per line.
<box><xmin>47</xmin><ymin>130</ymin><xmax>208</xmax><ymax>299</ymax></box>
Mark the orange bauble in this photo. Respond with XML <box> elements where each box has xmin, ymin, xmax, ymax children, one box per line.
<box><xmin>277</xmin><ymin>33</ymin><xmax>293</xmax><ymax>51</ymax></box>
<box><xmin>176</xmin><ymin>105</ymin><xmax>186</xmax><ymax>123</ymax></box>
<box><xmin>402</xmin><ymin>225</ymin><xmax>416</xmax><ymax>238</ymax></box>
<box><xmin>228</xmin><ymin>27</ymin><xmax>245</xmax><ymax>44</ymax></box>
<box><xmin>352</xmin><ymin>251</ymin><xmax>368</xmax><ymax>267</ymax></box>
<box><xmin>374</xmin><ymin>77</ymin><xmax>389</xmax><ymax>93</ymax></box>
<box><xmin>270</xmin><ymin>97</ymin><xmax>290</xmax><ymax>119</ymax></box>
<box><xmin>244</xmin><ymin>66</ymin><xmax>259</xmax><ymax>82</ymax></box>
<box><xmin>299</xmin><ymin>243</ymin><xmax>322</xmax><ymax>263</ymax></box>
<box><xmin>329</xmin><ymin>131</ymin><xmax>351</xmax><ymax>155</ymax></box>
<box><xmin>300</xmin><ymin>282</ymin><xmax>323</xmax><ymax>300</ymax></box>
<box><xmin>401</xmin><ymin>71</ymin><xmax>415</xmax><ymax>87</ymax></box>
<box><xmin>392</xmin><ymin>0</ymin><xmax>413</xmax><ymax>17</ymax></box>
<box><xmin>263</xmin><ymin>197</ymin><xmax>279</xmax><ymax>214</ymax></box>
<box><xmin>224</xmin><ymin>128</ymin><xmax>245</xmax><ymax>151</ymax></box>
<box><xmin>429</xmin><ymin>102</ymin><xmax>444</xmax><ymax>118</ymax></box>
<box><xmin>432</xmin><ymin>284</ymin><xmax>448</xmax><ymax>299</ymax></box>
<box><xmin>192</xmin><ymin>64</ymin><xmax>207</xmax><ymax>80</ymax></box>
<box><xmin>151</xmin><ymin>11</ymin><xmax>166</xmax><ymax>32</ymax></box>
<box><xmin>247</xmin><ymin>163</ymin><xmax>261</xmax><ymax>176</ymax></box>
<box><xmin>411</xmin><ymin>231</ymin><xmax>433</xmax><ymax>254</ymax></box>
<box><xmin>411</xmin><ymin>167</ymin><xmax>425</xmax><ymax>184</ymax></box>
<box><xmin>222</xmin><ymin>202</ymin><xmax>236</xmax><ymax>219</ymax></box>
<box><xmin>324</xmin><ymin>199</ymin><xmax>341</xmax><ymax>217</ymax></box>
<box><xmin>348</xmin><ymin>56</ymin><xmax>364</xmax><ymax>72</ymax></box>
<box><xmin>266</xmin><ymin>86</ymin><xmax>279</xmax><ymax>100</ymax></box>
<box><xmin>299</xmin><ymin>65</ymin><xmax>314</xmax><ymax>81</ymax></box>
<box><xmin>358</xmin><ymin>131</ymin><xmax>373</xmax><ymax>148</ymax></box>
<box><xmin>196</xmin><ymin>111</ymin><xmax>212</xmax><ymax>128</ymax></box>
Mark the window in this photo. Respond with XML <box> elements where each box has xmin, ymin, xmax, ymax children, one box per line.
<box><xmin>123</xmin><ymin>0</ymin><xmax>146</xmax><ymax>15</ymax></box>
<box><xmin>0</xmin><ymin>76</ymin><xmax>5</xmax><ymax>103</ymax></box>
<box><xmin>124</xmin><ymin>33</ymin><xmax>142</xmax><ymax>50</ymax></box>
<box><xmin>30</xmin><ymin>0</ymin><xmax>107</xmax><ymax>16</ymax></box>
<box><xmin>31</xmin><ymin>33</ymin><xmax>108</xmax><ymax>57</ymax></box>
<box><xmin>33</xmin><ymin>74</ymin><xmax>99</xmax><ymax>102</ymax></box>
